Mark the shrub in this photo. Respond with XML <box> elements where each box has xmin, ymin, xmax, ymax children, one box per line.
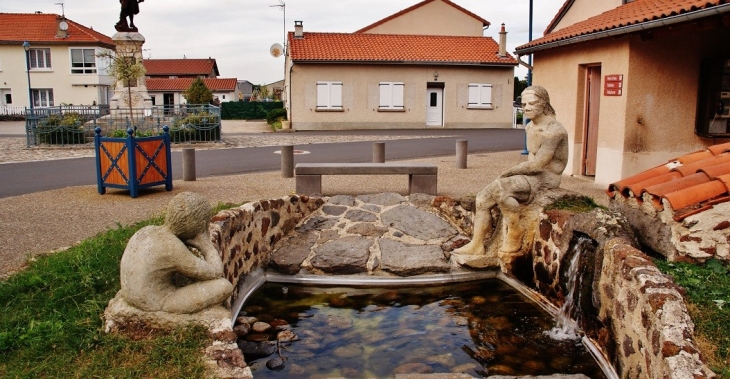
<box><xmin>220</xmin><ymin>101</ymin><xmax>283</xmax><ymax>120</ymax></box>
<box><xmin>36</xmin><ymin>112</ymin><xmax>86</xmax><ymax>144</ymax></box>
<box><xmin>266</xmin><ymin>108</ymin><xmax>287</xmax><ymax>125</ymax></box>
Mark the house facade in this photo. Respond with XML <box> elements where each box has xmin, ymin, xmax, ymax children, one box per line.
<box><xmin>145</xmin><ymin>77</ymin><xmax>239</xmax><ymax>106</ymax></box>
<box><xmin>515</xmin><ymin>0</ymin><xmax>730</xmax><ymax>186</ymax></box>
<box><xmin>142</xmin><ymin>58</ymin><xmax>239</xmax><ymax>106</ymax></box>
<box><xmin>0</xmin><ymin>13</ymin><xmax>115</xmax><ymax>112</ymax></box>
<box><xmin>285</xmin><ymin>0</ymin><xmax>518</xmax><ymax>130</ymax></box>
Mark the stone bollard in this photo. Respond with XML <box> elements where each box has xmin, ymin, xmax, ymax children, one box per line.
<box><xmin>456</xmin><ymin>140</ymin><xmax>468</xmax><ymax>169</ymax></box>
<box><xmin>281</xmin><ymin>145</ymin><xmax>294</xmax><ymax>178</ymax></box>
<box><xmin>373</xmin><ymin>142</ymin><xmax>385</xmax><ymax>163</ymax></box>
<box><xmin>182</xmin><ymin>148</ymin><xmax>196</xmax><ymax>181</ymax></box>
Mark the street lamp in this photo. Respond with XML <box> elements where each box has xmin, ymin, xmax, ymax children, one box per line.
<box><xmin>520</xmin><ymin>0</ymin><xmax>534</xmax><ymax>156</ymax></box>
<box><xmin>23</xmin><ymin>41</ymin><xmax>35</xmax><ymax>147</ymax></box>
<box><xmin>23</xmin><ymin>41</ymin><xmax>33</xmax><ymax>111</ymax></box>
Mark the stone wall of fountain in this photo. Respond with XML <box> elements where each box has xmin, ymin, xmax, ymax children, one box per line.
<box><xmin>210</xmin><ymin>195</ymin><xmax>324</xmax><ymax>300</ymax></box>
<box><xmin>209</xmin><ymin>192</ymin><xmax>715</xmax><ymax>378</ymax></box>
<box><xmin>531</xmin><ymin>204</ymin><xmax>715</xmax><ymax>378</ymax></box>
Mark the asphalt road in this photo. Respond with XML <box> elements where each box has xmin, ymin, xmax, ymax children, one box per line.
<box><xmin>0</xmin><ymin>129</ymin><xmax>525</xmax><ymax>198</ymax></box>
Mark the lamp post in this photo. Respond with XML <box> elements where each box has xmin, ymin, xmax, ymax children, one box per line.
<box><xmin>23</xmin><ymin>41</ymin><xmax>35</xmax><ymax>147</ymax></box>
<box><xmin>23</xmin><ymin>41</ymin><xmax>33</xmax><ymax>112</ymax></box>
<box><xmin>520</xmin><ymin>0</ymin><xmax>533</xmax><ymax>156</ymax></box>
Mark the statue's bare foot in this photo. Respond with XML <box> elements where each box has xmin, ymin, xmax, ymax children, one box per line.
<box><xmin>453</xmin><ymin>240</ymin><xmax>485</xmax><ymax>255</ymax></box>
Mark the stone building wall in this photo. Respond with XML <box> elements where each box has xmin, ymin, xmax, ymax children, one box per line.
<box><xmin>209</xmin><ymin>195</ymin><xmax>324</xmax><ymax>299</ymax></box>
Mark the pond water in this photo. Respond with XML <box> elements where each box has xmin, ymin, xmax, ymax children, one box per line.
<box><xmin>238</xmin><ymin>279</ymin><xmax>606</xmax><ymax>378</ymax></box>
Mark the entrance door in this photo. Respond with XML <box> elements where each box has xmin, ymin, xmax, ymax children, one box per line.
<box><xmin>583</xmin><ymin>66</ymin><xmax>601</xmax><ymax>176</ymax></box>
<box><xmin>163</xmin><ymin>93</ymin><xmax>174</xmax><ymax>115</ymax></box>
<box><xmin>426</xmin><ymin>88</ymin><xmax>443</xmax><ymax>127</ymax></box>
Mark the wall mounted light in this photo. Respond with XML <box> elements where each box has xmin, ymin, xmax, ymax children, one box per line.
<box><xmin>433</xmin><ymin>71</ymin><xmax>439</xmax><ymax>81</ymax></box>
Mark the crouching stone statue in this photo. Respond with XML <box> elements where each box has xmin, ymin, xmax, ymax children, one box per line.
<box><xmin>120</xmin><ymin>192</ymin><xmax>233</xmax><ymax>314</ymax></box>
<box><xmin>452</xmin><ymin>86</ymin><xmax>568</xmax><ymax>268</ymax></box>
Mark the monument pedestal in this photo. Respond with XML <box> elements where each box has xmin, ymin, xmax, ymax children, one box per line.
<box><xmin>109</xmin><ymin>32</ymin><xmax>152</xmax><ymax>116</ymax></box>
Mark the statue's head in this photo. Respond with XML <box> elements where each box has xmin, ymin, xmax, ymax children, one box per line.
<box><xmin>165</xmin><ymin>192</ymin><xmax>212</xmax><ymax>240</ymax></box>
<box><xmin>522</xmin><ymin>85</ymin><xmax>556</xmax><ymax>117</ymax></box>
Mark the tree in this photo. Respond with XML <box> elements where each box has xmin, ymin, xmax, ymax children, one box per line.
<box><xmin>183</xmin><ymin>78</ymin><xmax>214</xmax><ymax>105</ymax></box>
<box><xmin>97</xmin><ymin>41</ymin><xmax>146</xmax><ymax>124</ymax></box>
<box><xmin>514</xmin><ymin>76</ymin><xmax>528</xmax><ymax>103</ymax></box>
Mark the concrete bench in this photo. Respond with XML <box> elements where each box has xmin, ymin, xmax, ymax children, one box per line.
<box><xmin>295</xmin><ymin>163</ymin><xmax>437</xmax><ymax>195</ymax></box>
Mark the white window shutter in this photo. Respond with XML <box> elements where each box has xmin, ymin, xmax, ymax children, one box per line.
<box><xmin>481</xmin><ymin>84</ymin><xmax>492</xmax><ymax>106</ymax></box>
<box><xmin>379</xmin><ymin>83</ymin><xmax>391</xmax><ymax>107</ymax></box>
<box><xmin>316</xmin><ymin>82</ymin><xmax>329</xmax><ymax>108</ymax></box>
<box><xmin>468</xmin><ymin>84</ymin><xmax>479</xmax><ymax>105</ymax></box>
<box><xmin>331</xmin><ymin>82</ymin><xmax>342</xmax><ymax>108</ymax></box>
<box><xmin>393</xmin><ymin>83</ymin><xmax>404</xmax><ymax>108</ymax></box>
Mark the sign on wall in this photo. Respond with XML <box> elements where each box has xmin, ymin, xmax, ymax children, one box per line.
<box><xmin>604</xmin><ymin>74</ymin><xmax>623</xmax><ymax>96</ymax></box>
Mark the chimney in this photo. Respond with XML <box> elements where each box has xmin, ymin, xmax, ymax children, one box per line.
<box><xmin>56</xmin><ymin>16</ymin><xmax>69</xmax><ymax>39</ymax></box>
<box><xmin>294</xmin><ymin>21</ymin><xmax>303</xmax><ymax>39</ymax></box>
<box><xmin>498</xmin><ymin>23</ymin><xmax>507</xmax><ymax>58</ymax></box>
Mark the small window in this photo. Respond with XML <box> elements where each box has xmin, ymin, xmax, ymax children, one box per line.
<box><xmin>379</xmin><ymin>82</ymin><xmax>404</xmax><ymax>110</ymax></box>
<box><xmin>71</xmin><ymin>48</ymin><xmax>97</xmax><ymax>74</ymax></box>
<box><xmin>696</xmin><ymin>58</ymin><xmax>730</xmax><ymax>137</ymax></box>
<box><xmin>5</xmin><ymin>94</ymin><xmax>12</xmax><ymax>104</ymax></box>
<box><xmin>32</xmin><ymin>89</ymin><xmax>54</xmax><ymax>107</ymax></box>
<box><xmin>468</xmin><ymin>83</ymin><xmax>493</xmax><ymax>109</ymax></box>
<box><xmin>430</xmin><ymin>92</ymin><xmax>438</xmax><ymax>107</ymax></box>
<box><xmin>316</xmin><ymin>81</ymin><xmax>343</xmax><ymax>110</ymax></box>
<box><xmin>28</xmin><ymin>48</ymin><xmax>52</xmax><ymax>70</ymax></box>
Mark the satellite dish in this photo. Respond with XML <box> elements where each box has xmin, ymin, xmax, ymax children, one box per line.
<box><xmin>59</xmin><ymin>20</ymin><xmax>69</xmax><ymax>31</ymax></box>
<box><xmin>270</xmin><ymin>43</ymin><xmax>284</xmax><ymax>58</ymax></box>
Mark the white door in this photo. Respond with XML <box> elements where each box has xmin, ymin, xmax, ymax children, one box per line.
<box><xmin>426</xmin><ymin>88</ymin><xmax>443</xmax><ymax>127</ymax></box>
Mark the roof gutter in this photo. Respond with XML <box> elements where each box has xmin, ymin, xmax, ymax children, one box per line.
<box><xmin>515</xmin><ymin>3</ymin><xmax>730</xmax><ymax>55</ymax></box>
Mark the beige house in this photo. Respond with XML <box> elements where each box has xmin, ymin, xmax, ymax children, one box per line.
<box><xmin>0</xmin><ymin>13</ymin><xmax>115</xmax><ymax>112</ymax></box>
<box><xmin>515</xmin><ymin>0</ymin><xmax>730</xmax><ymax>186</ymax></box>
<box><xmin>285</xmin><ymin>0</ymin><xmax>518</xmax><ymax>130</ymax></box>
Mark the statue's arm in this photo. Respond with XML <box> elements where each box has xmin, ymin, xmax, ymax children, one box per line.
<box><xmin>174</xmin><ymin>233</ymin><xmax>224</xmax><ymax>280</ymax></box>
<box><xmin>500</xmin><ymin>130</ymin><xmax>562</xmax><ymax>178</ymax></box>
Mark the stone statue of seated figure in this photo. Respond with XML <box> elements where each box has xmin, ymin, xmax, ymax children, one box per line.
<box><xmin>454</xmin><ymin>86</ymin><xmax>569</xmax><ymax>256</ymax></box>
<box><xmin>120</xmin><ymin>192</ymin><xmax>233</xmax><ymax>314</ymax></box>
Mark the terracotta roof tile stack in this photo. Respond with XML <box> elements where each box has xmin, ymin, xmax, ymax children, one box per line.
<box><xmin>608</xmin><ymin>142</ymin><xmax>730</xmax><ymax>221</ymax></box>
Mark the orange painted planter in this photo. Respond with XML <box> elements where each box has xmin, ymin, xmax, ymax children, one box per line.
<box><xmin>94</xmin><ymin>126</ymin><xmax>173</xmax><ymax>198</ymax></box>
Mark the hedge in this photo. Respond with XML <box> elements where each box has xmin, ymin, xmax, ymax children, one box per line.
<box><xmin>221</xmin><ymin>101</ymin><xmax>283</xmax><ymax>120</ymax></box>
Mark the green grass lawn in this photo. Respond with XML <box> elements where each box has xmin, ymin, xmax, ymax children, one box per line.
<box><xmin>655</xmin><ymin>259</ymin><xmax>730</xmax><ymax>377</ymax></box>
<box><xmin>0</xmin><ymin>216</ymin><xmax>210</xmax><ymax>378</ymax></box>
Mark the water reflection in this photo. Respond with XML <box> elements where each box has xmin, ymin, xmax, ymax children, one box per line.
<box><xmin>237</xmin><ymin>279</ymin><xmax>606</xmax><ymax>378</ymax></box>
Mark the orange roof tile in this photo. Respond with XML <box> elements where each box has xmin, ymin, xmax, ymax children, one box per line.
<box><xmin>608</xmin><ymin>145</ymin><xmax>730</xmax><ymax>221</ymax></box>
<box><xmin>0</xmin><ymin>13</ymin><xmax>113</xmax><ymax>48</ymax></box>
<box><xmin>146</xmin><ymin>78</ymin><xmax>237</xmax><ymax>91</ymax></box>
<box><xmin>355</xmin><ymin>0</ymin><xmax>489</xmax><ymax>33</ymax></box>
<box><xmin>516</xmin><ymin>0</ymin><xmax>729</xmax><ymax>54</ymax></box>
<box><xmin>143</xmin><ymin>58</ymin><xmax>219</xmax><ymax>77</ymax></box>
<box><xmin>288</xmin><ymin>32</ymin><xmax>517</xmax><ymax>65</ymax></box>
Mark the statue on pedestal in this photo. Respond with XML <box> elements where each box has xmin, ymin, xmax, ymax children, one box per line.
<box><xmin>116</xmin><ymin>0</ymin><xmax>144</xmax><ymax>32</ymax></box>
<box><xmin>454</xmin><ymin>86</ymin><xmax>569</xmax><ymax>259</ymax></box>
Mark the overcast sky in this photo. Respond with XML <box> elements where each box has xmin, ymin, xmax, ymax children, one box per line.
<box><xmin>5</xmin><ymin>0</ymin><xmax>565</xmax><ymax>84</ymax></box>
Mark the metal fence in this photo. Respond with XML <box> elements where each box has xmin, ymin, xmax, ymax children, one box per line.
<box><xmin>25</xmin><ymin>104</ymin><xmax>221</xmax><ymax>147</ymax></box>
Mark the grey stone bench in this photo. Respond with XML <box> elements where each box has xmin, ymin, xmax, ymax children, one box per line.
<box><xmin>295</xmin><ymin>163</ymin><xmax>437</xmax><ymax>195</ymax></box>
